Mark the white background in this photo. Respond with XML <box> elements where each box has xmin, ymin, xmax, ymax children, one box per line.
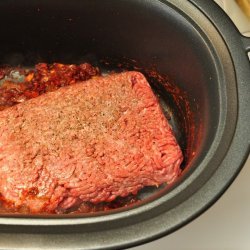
<box><xmin>133</xmin><ymin>1</ymin><xmax>250</xmax><ymax>249</ymax></box>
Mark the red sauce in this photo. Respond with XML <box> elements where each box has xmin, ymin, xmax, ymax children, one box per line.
<box><xmin>0</xmin><ymin>194</ymin><xmax>139</xmax><ymax>215</ymax></box>
<box><xmin>0</xmin><ymin>63</ymin><xmax>100</xmax><ymax>111</ymax></box>
<box><xmin>57</xmin><ymin>196</ymin><xmax>139</xmax><ymax>214</ymax></box>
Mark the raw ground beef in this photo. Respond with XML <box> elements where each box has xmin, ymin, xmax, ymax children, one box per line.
<box><xmin>0</xmin><ymin>71</ymin><xmax>183</xmax><ymax>213</ymax></box>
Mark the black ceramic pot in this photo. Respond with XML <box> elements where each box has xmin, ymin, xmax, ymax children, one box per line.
<box><xmin>0</xmin><ymin>0</ymin><xmax>249</xmax><ymax>249</ymax></box>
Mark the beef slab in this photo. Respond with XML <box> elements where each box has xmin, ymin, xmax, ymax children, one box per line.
<box><xmin>0</xmin><ymin>71</ymin><xmax>183</xmax><ymax>213</ymax></box>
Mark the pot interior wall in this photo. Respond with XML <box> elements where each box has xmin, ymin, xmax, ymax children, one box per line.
<box><xmin>0</xmin><ymin>0</ymin><xmax>221</xmax><ymax>212</ymax></box>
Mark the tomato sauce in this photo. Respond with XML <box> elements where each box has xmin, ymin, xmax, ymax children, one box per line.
<box><xmin>0</xmin><ymin>63</ymin><xmax>100</xmax><ymax>111</ymax></box>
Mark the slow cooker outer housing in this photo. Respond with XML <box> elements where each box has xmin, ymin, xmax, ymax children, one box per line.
<box><xmin>0</xmin><ymin>0</ymin><xmax>249</xmax><ymax>249</ymax></box>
